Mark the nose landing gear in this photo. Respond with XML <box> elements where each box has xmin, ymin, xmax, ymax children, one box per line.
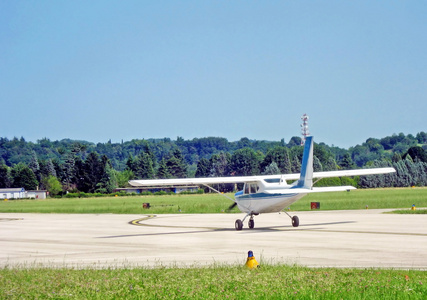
<box><xmin>235</xmin><ymin>212</ymin><xmax>258</xmax><ymax>230</ymax></box>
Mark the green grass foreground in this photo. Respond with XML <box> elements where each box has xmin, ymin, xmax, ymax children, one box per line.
<box><xmin>1</xmin><ymin>265</ymin><xmax>426</xmax><ymax>299</ymax></box>
<box><xmin>0</xmin><ymin>187</ymin><xmax>426</xmax><ymax>214</ymax></box>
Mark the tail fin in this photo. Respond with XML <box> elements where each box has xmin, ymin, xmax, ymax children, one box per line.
<box><xmin>295</xmin><ymin>136</ymin><xmax>313</xmax><ymax>189</ymax></box>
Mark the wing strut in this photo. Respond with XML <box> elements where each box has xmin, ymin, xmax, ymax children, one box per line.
<box><xmin>201</xmin><ymin>184</ymin><xmax>235</xmax><ymax>202</ymax></box>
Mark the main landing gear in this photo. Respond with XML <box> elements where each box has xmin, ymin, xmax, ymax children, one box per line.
<box><xmin>284</xmin><ymin>210</ymin><xmax>299</xmax><ymax>227</ymax></box>
<box><xmin>235</xmin><ymin>212</ymin><xmax>258</xmax><ymax>231</ymax></box>
<box><xmin>235</xmin><ymin>211</ymin><xmax>300</xmax><ymax>230</ymax></box>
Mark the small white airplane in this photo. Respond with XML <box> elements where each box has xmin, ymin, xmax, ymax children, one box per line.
<box><xmin>129</xmin><ymin>136</ymin><xmax>396</xmax><ymax>230</ymax></box>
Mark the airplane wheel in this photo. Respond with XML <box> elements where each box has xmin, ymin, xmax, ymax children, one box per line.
<box><xmin>235</xmin><ymin>219</ymin><xmax>243</xmax><ymax>231</ymax></box>
<box><xmin>248</xmin><ymin>219</ymin><xmax>255</xmax><ymax>229</ymax></box>
<box><xmin>292</xmin><ymin>216</ymin><xmax>299</xmax><ymax>227</ymax></box>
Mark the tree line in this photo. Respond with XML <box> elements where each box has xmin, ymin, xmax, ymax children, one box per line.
<box><xmin>0</xmin><ymin>132</ymin><xmax>426</xmax><ymax>195</ymax></box>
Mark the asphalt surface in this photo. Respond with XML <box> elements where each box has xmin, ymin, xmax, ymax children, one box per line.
<box><xmin>1</xmin><ymin>209</ymin><xmax>426</xmax><ymax>269</ymax></box>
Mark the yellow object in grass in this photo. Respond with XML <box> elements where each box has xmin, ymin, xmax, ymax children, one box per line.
<box><xmin>245</xmin><ymin>251</ymin><xmax>259</xmax><ymax>269</ymax></box>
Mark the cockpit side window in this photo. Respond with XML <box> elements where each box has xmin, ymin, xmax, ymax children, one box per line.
<box><xmin>244</xmin><ymin>183</ymin><xmax>259</xmax><ymax>194</ymax></box>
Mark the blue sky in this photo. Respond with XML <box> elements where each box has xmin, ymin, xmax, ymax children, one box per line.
<box><xmin>1</xmin><ymin>1</ymin><xmax>426</xmax><ymax>148</ymax></box>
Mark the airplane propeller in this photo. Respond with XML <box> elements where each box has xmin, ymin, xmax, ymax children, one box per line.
<box><xmin>227</xmin><ymin>202</ymin><xmax>238</xmax><ymax>211</ymax></box>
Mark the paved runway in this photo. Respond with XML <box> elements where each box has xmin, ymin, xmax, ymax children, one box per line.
<box><xmin>1</xmin><ymin>209</ymin><xmax>426</xmax><ymax>269</ymax></box>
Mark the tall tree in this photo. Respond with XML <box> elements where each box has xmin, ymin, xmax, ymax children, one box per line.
<box><xmin>96</xmin><ymin>162</ymin><xmax>118</xmax><ymax>193</ymax></box>
<box><xmin>195</xmin><ymin>158</ymin><xmax>211</xmax><ymax>178</ymax></box>
<box><xmin>313</xmin><ymin>155</ymin><xmax>323</xmax><ymax>172</ymax></box>
<box><xmin>79</xmin><ymin>152</ymin><xmax>103</xmax><ymax>193</ymax></box>
<box><xmin>209</xmin><ymin>152</ymin><xmax>230</xmax><ymax>177</ymax></box>
<box><xmin>134</xmin><ymin>152</ymin><xmax>155</xmax><ymax>179</ymax></box>
<box><xmin>291</xmin><ymin>155</ymin><xmax>301</xmax><ymax>173</ymax></box>
<box><xmin>166</xmin><ymin>149</ymin><xmax>187</xmax><ymax>178</ymax></box>
<box><xmin>157</xmin><ymin>159</ymin><xmax>171</xmax><ymax>179</ymax></box>
<box><xmin>0</xmin><ymin>164</ymin><xmax>11</xmax><ymax>188</ymax></box>
<box><xmin>28</xmin><ymin>150</ymin><xmax>40</xmax><ymax>182</ymax></box>
<box><xmin>339</xmin><ymin>153</ymin><xmax>356</xmax><ymax>169</ymax></box>
<box><xmin>62</xmin><ymin>153</ymin><xmax>76</xmax><ymax>191</ymax></box>
<box><xmin>11</xmin><ymin>163</ymin><xmax>38</xmax><ymax>190</ymax></box>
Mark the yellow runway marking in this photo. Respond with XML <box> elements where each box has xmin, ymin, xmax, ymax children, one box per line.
<box><xmin>129</xmin><ymin>216</ymin><xmax>427</xmax><ymax>237</ymax></box>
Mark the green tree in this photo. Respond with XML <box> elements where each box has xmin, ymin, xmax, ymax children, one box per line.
<box><xmin>28</xmin><ymin>150</ymin><xmax>40</xmax><ymax>173</ymax></box>
<box><xmin>339</xmin><ymin>153</ymin><xmax>355</xmax><ymax>169</ymax></box>
<box><xmin>262</xmin><ymin>162</ymin><xmax>280</xmax><ymax>175</ymax></box>
<box><xmin>323</xmin><ymin>157</ymin><xmax>338</xmax><ymax>171</ymax></box>
<box><xmin>166</xmin><ymin>149</ymin><xmax>187</xmax><ymax>178</ymax></box>
<box><xmin>28</xmin><ymin>150</ymin><xmax>41</xmax><ymax>182</ymax></box>
<box><xmin>157</xmin><ymin>159</ymin><xmax>171</xmax><ymax>179</ymax></box>
<box><xmin>125</xmin><ymin>154</ymin><xmax>135</xmax><ymax>171</ymax></box>
<box><xmin>96</xmin><ymin>163</ymin><xmax>118</xmax><ymax>193</ymax></box>
<box><xmin>209</xmin><ymin>152</ymin><xmax>230</xmax><ymax>177</ymax></box>
<box><xmin>230</xmin><ymin>148</ymin><xmax>260</xmax><ymax>176</ymax></box>
<box><xmin>116</xmin><ymin>169</ymin><xmax>134</xmax><ymax>188</ymax></box>
<box><xmin>0</xmin><ymin>164</ymin><xmax>11</xmax><ymax>188</ymax></box>
<box><xmin>62</xmin><ymin>153</ymin><xmax>76</xmax><ymax>191</ymax></box>
<box><xmin>42</xmin><ymin>175</ymin><xmax>62</xmax><ymax>196</ymax></box>
<box><xmin>11</xmin><ymin>163</ymin><xmax>38</xmax><ymax>190</ymax></box>
<box><xmin>262</xmin><ymin>146</ymin><xmax>292</xmax><ymax>174</ymax></box>
<box><xmin>291</xmin><ymin>155</ymin><xmax>301</xmax><ymax>173</ymax></box>
<box><xmin>79</xmin><ymin>152</ymin><xmax>103</xmax><ymax>193</ymax></box>
<box><xmin>404</xmin><ymin>146</ymin><xmax>427</xmax><ymax>163</ymax></box>
<box><xmin>195</xmin><ymin>158</ymin><xmax>211</xmax><ymax>178</ymax></box>
<box><xmin>133</xmin><ymin>152</ymin><xmax>155</xmax><ymax>179</ymax></box>
<box><xmin>313</xmin><ymin>155</ymin><xmax>323</xmax><ymax>172</ymax></box>
<box><xmin>416</xmin><ymin>131</ymin><xmax>427</xmax><ymax>144</ymax></box>
<box><xmin>288</xmin><ymin>136</ymin><xmax>302</xmax><ymax>147</ymax></box>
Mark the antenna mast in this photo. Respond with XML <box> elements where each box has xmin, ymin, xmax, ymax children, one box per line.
<box><xmin>300</xmin><ymin>114</ymin><xmax>309</xmax><ymax>145</ymax></box>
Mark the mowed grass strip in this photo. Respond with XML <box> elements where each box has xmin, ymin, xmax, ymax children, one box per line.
<box><xmin>1</xmin><ymin>265</ymin><xmax>426</xmax><ymax>299</ymax></box>
<box><xmin>1</xmin><ymin>187</ymin><xmax>427</xmax><ymax>214</ymax></box>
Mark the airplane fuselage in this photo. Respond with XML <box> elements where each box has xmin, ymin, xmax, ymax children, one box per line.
<box><xmin>235</xmin><ymin>190</ymin><xmax>307</xmax><ymax>214</ymax></box>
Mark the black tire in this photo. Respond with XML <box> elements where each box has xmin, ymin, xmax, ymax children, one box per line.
<box><xmin>248</xmin><ymin>219</ymin><xmax>255</xmax><ymax>229</ymax></box>
<box><xmin>292</xmin><ymin>215</ymin><xmax>299</xmax><ymax>227</ymax></box>
<box><xmin>235</xmin><ymin>219</ymin><xmax>243</xmax><ymax>231</ymax></box>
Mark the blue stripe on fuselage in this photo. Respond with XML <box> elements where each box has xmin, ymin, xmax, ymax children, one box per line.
<box><xmin>236</xmin><ymin>192</ymin><xmax>299</xmax><ymax>200</ymax></box>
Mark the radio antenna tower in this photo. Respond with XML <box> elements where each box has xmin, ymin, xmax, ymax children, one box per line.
<box><xmin>300</xmin><ymin>114</ymin><xmax>309</xmax><ymax>145</ymax></box>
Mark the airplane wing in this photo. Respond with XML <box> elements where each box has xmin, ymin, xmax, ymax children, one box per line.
<box><xmin>129</xmin><ymin>176</ymin><xmax>257</xmax><ymax>187</ymax></box>
<box><xmin>129</xmin><ymin>167</ymin><xmax>395</xmax><ymax>187</ymax></box>
<box><xmin>312</xmin><ymin>167</ymin><xmax>396</xmax><ymax>179</ymax></box>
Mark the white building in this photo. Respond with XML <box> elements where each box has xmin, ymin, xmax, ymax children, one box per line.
<box><xmin>0</xmin><ymin>188</ymin><xmax>47</xmax><ymax>199</ymax></box>
<box><xmin>0</xmin><ymin>188</ymin><xmax>26</xmax><ymax>199</ymax></box>
<box><xmin>26</xmin><ymin>190</ymin><xmax>47</xmax><ymax>199</ymax></box>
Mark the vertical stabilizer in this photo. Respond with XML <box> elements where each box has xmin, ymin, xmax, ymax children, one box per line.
<box><xmin>295</xmin><ymin>136</ymin><xmax>313</xmax><ymax>189</ymax></box>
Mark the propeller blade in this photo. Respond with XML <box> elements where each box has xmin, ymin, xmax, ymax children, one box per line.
<box><xmin>227</xmin><ymin>202</ymin><xmax>237</xmax><ymax>211</ymax></box>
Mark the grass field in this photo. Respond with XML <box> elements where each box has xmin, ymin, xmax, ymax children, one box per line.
<box><xmin>1</xmin><ymin>265</ymin><xmax>426</xmax><ymax>299</ymax></box>
<box><xmin>1</xmin><ymin>187</ymin><xmax>426</xmax><ymax>214</ymax></box>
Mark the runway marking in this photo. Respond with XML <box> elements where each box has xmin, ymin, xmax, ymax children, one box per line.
<box><xmin>129</xmin><ymin>215</ymin><xmax>222</xmax><ymax>230</ymax></box>
<box><xmin>127</xmin><ymin>216</ymin><xmax>427</xmax><ymax>237</ymax></box>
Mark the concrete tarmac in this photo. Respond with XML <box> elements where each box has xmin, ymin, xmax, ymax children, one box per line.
<box><xmin>1</xmin><ymin>209</ymin><xmax>426</xmax><ymax>269</ymax></box>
